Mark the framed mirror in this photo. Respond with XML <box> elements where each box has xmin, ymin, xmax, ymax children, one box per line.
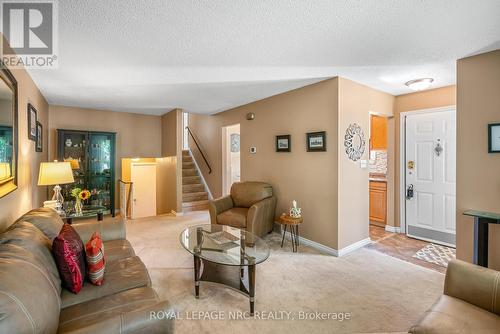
<box><xmin>0</xmin><ymin>61</ymin><xmax>18</xmax><ymax>198</ymax></box>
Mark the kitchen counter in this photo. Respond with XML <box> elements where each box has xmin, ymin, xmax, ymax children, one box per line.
<box><xmin>369</xmin><ymin>175</ymin><xmax>387</xmax><ymax>182</ymax></box>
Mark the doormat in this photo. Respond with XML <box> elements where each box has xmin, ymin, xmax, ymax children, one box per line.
<box><xmin>413</xmin><ymin>243</ymin><xmax>456</xmax><ymax>268</ymax></box>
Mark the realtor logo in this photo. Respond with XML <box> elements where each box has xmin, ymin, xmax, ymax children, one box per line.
<box><xmin>1</xmin><ymin>0</ymin><xmax>58</xmax><ymax>68</ymax></box>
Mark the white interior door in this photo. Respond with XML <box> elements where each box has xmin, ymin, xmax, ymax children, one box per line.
<box><xmin>405</xmin><ymin>108</ymin><xmax>456</xmax><ymax>246</ymax></box>
<box><xmin>131</xmin><ymin>163</ymin><xmax>157</xmax><ymax>219</ymax></box>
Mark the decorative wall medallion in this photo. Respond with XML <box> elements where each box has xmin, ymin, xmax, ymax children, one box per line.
<box><xmin>344</xmin><ymin>123</ymin><xmax>366</xmax><ymax>161</ymax></box>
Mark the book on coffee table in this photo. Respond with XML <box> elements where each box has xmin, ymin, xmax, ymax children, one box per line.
<box><xmin>207</xmin><ymin>231</ymin><xmax>239</xmax><ymax>245</ymax></box>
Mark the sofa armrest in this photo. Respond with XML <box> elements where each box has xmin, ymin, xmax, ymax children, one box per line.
<box><xmin>444</xmin><ymin>259</ymin><xmax>500</xmax><ymax>315</ymax></box>
<box><xmin>71</xmin><ymin>217</ymin><xmax>126</xmax><ymax>244</ymax></box>
<box><xmin>247</xmin><ymin>196</ymin><xmax>277</xmax><ymax>236</ymax></box>
<box><xmin>209</xmin><ymin>196</ymin><xmax>233</xmax><ymax>224</ymax></box>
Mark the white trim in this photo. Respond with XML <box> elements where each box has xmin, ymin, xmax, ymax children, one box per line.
<box><xmin>337</xmin><ymin>238</ymin><xmax>372</xmax><ymax>256</ymax></box>
<box><xmin>281</xmin><ymin>230</ymin><xmax>371</xmax><ymax>257</ymax></box>
<box><xmin>384</xmin><ymin>225</ymin><xmax>401</xmax><ymax>233</ymax></box>
<box><xmin>188</xmin><ymin>149</ymin><xmax>213</xmax><ymax>200</ymax></box>
<box><xmin>399</xmin><ymin>105</ymin><xmax>456</xmax><ymax>235</ymax></box>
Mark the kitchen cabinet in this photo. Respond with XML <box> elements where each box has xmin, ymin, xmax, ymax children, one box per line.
<box><xmin>370</xmin><ymin>115</ymin><xmax>387</xmax><ymax>150</ymax></box>
<box><xmin>369</xmin><ymin>180</ymin><xmax>387</xmax><ymax>227</ymax></box>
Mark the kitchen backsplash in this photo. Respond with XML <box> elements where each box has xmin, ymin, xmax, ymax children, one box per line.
<box><xmin>369</xmin><ymin>150</ymin><xmax>387</xmax><ymax>175</ymax></box>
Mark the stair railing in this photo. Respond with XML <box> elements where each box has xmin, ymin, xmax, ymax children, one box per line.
<box><xmin>186</xmin><ymin>126</ymin><xmax>212</xmax><ymax>174</ymax></box>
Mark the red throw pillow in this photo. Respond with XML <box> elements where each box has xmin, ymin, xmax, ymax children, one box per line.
<box><xmin>52</xmin><ymin>224</ymin><xmax>86</xmax><ymax>294</ymax></box>
<box><xmin>85</xmin><ymin>232</ymin><xmax>105</xmax><ymax>285</ymax></box>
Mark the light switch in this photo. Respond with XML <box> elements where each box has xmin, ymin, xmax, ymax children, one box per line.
<box><xmin>359</xmin><ymin>160</ymin><xmax>368</xmax><ymax>169</ymax></box>
<box><xmin>249</xmin><ymin>147</ymin><xmax>257</xmax><ymax>154</ymax></box>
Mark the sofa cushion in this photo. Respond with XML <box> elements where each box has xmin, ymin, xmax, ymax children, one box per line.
<box><xmin>53</xmin><ymin>224</ymin><xmax>87</xmax><ymax>294</ymax></box>
<box><xmin>0</xmin><ymin>244</ymin><xmax>60</xmax><ymax>334</ymax></box>
<box><xmin>409</xmin><ymin>295</ymin><xmax>500</xmax><ymax>334</ymax></box>
<box><xmin>217</xmin><ymin>207</ymin><xmax>248</xmax><ymax>228</ymax></box>
<box><xmin>103</xmin><ymin>239</ymin><xmax>135</xmax><ymax>262</ymax></box>
<box><xmin>0</xmin><ymin>221</ymin><xmax>61</xmax><ymax>296</ymax></box>
<box><xmin>230</xmin><ymin>181</ymin><xmax>273</xmax><ymax>208</ymax></box>
<box><xmin>58</xmin><ymin>287</ymin><xmax>174</xmax><ymax>333</ymax></box>
<box><xmin>61</xmin><ymin>255</ymin><xmax>151</xmax><ymax>308</ymax></box>
<box><xmin>15</xmin><ymin>207</ymin><xmax>64</xmax><ymax>241</ymax></box>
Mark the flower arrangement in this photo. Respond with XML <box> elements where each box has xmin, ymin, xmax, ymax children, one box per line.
<box><xmin>71</xmin><ymin>188</ymin><xmax>90</xmax><ymax>216</ymax></box>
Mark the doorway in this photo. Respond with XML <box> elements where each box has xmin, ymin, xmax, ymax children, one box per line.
<box><xmin>130</xmin><ymin>162</ymin><xmax>157</xmax><ymax>219</ymax></box>
<box><xmin>222</xmin><ymin>124</ymin><xmax>241</xmax><ymax>196</ymax></box>
<box><xmin>401</xmin><ymin>107</ymin><xmax>456</xmax><ymax>246</ymax></box>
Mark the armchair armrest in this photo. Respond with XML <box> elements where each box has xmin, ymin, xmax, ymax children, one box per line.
<box><xmin>209</xmin><ymin>196</ymin><xmax>233</xmax><ymax>224</ymax></box>
<box><xmin>71</xmin><ymin>217</ymin><xmax>126</xmax><ymax>244</ymax></box>
<box><xmin>444</xmin><ymin>259</ymin><xmax>500</xmax><ymax>315</ymax></box>
<box><xmin>247</xmin><ymin>196</ymin><xmax>277</xmax><ymax>236</ymax></box>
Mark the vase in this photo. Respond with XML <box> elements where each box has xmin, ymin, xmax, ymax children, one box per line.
<box><xmin>74</xmin><ymin>198</ymin><xmax>83</xmax><ymax>216</ymax></box>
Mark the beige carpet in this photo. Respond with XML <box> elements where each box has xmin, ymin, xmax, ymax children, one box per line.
<box><xmin>125</xmin><ymin>211</ymin><xmax>444</xmax><ymax>334</ymax></box>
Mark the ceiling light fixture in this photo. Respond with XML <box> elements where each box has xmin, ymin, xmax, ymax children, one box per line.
<box><xmin>405</xmin><ymin>78</ymin><xmax>434</xmax><ymax>91</ymax></box>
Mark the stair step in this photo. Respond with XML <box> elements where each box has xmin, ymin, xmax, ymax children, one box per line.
<box><xmin>183</xmin><ymin>191</ymin><xmax>208</xmax><ymax>202</ymax></box>
<box><xmin>182</xmin><ymin>169</ymin><xmax>198</xmax><ymax>177</ymax></box>
<box><xmin>182</xmin><ymin>162</ymin><xmax>195</xmax><ymax>169</ymax></box>
<box><xmin>183</xmin><ymin>184</ymin><xmax>205</xmax><ymax>193</ymax></box>
<box><xmin>182</xmin><ymin>176</ymin><xmax>202</xmax><ymax>185</ymax></box>
<box><xmin>182</xmin><ymin>150</ymin><xmax>190</xmax><ymax>156</ymax></box>
<box><xmin>182</xmin><ymin>156</ymin><xmax>193</xmax><ymax>163</ymax></box>
<box><xmin>182</xmin><ymin>200</ymin><xmax>209</xmax><ymax>208</ymax></box>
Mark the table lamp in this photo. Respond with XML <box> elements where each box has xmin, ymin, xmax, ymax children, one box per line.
<box><xmin>38</xmin><ymin>162</ymin><xmax>74</xmax><ymax>214</ymax></box>
<box><xmin>0</xmin><ymin>162</ymin><xmax>11</xmax><ymax>179</ymax></box>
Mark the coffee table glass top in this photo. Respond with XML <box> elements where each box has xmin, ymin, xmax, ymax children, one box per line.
<box><xmin>63</xmin><ymin>205</ymin><xmax>108</xmax><ymax>219</ymax></box>
<box><xmin>180</xmin><ymin>224</ymin><xmax>270</xmax><ymax>266</ymax></box>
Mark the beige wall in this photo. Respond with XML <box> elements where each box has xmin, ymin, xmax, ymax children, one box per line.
<box><xmin>457</xmin><ymin>49</ymin><xmax>500</xmax><ymax>270</ymax></box>
<box><xmin>337</xmin><ymin>78</ymin><xmax>394</xmax><ymax>248</ymax></box>
<box><xmin>190</xmin><ymin>78</ymin><xmax>341</xmax><ymax>249</ymax></box>
<box><xmin>393</xmin><ymin>86</ymin><xmax>457</xmax><ymax>229</ymax></box>
<box><xmin>0</xmin><ymin>37</ymin><xmax>49</xmax><ymax>231</ymax></box>
<box><xmin>48</xmin><ymin>105</ymin><xmax>163</xmax><ymax>208</ymax></box>
<box><xmin>160</xmin><ymin>108</ymin><xmax>183</xmax><ymax>213</ymax></box>
<box><xmin>190</xmin><ymin>77</ymin><xmax>394</xmax><ymax>251</ymax></box>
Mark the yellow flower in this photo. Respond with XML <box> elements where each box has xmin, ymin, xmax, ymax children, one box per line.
<box><xmin>79</xmin><ymin>190</ymin><xmax>91</xmax><ymax>200</ymax></box>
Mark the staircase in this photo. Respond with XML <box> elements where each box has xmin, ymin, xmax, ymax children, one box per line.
<box><xmin>182</xmin><ymin>150</ymin><xmax>209</xmax><ymax>212</ymax></box>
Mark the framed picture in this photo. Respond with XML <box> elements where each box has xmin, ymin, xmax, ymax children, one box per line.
<box><xmin>276</xmin><ymin>135</ymin><xmax>291</xmax><ymax>152</ymax></box>
<box><xmin>35</xmin><ymin>121</ymin><xmax>42</xmax><ymax>152</ymax></box>
<box><xmin>488</xmin><ymin>123</ymin><xmax>500</xmax><ymax>153</ymax></box>
<box><xmin>27</xmin><ymin>103</ymin><xmax>37</xmax><ymax>141</ymax></box>
<box><xmin>306</xmin><ymin>131</ymin><xmax>326</xmax><ymax>152</ymax></box>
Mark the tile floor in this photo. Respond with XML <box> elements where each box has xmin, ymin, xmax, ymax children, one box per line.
<box><xmin>367</xmin><ymin>225</ymin><xmax>447</xmax><ymax>274</ymax></box>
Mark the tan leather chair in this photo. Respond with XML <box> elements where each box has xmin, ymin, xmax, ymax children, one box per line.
<box><xmin>209</xmin><ymin>181</ymin><xmax>277</xmax><ymax>237</ymax></box>
<box><xmin>409</xmin><ymin>259</ymin><xmax>500</xmax><ymax>333</ymax></box>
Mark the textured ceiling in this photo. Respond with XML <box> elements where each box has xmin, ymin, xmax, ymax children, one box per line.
<box><xmin>28</xmin><ymin>0</ymin><xmax>500</xmax><ymax>115</ymax></box>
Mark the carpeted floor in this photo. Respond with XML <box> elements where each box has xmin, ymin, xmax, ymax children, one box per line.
<box><xmin>125</xmin><ymin>211</ymin><xmax>444</xmax><ymax>334</ymax></box>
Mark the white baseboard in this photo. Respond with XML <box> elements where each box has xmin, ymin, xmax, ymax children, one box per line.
<box><xmin>281</xmin><ymin>230</ymin><xmax>371</xmax><ymax>257</ymax></box>
<box><xmin>337</xmin><ymin>238</ymin><xmax>372</xmax><ymax>256</ymax></box>
<box><xmin>385</xmin><ymin>225</ymin><xmax>401</xmax><ymax>233</ymax></box>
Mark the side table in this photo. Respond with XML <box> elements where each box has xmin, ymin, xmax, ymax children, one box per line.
<box><xmin>278</xmin><ymin>214</ymin><xmax>303</xmax><ymax>252</ymax></box>
<box><xmin>463</xmin><ymin>210</ymin><xmax>500</xmax><ymax>268</ymax></box>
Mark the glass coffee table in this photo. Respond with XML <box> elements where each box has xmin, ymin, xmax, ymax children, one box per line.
<box><xmin>180</xmin><ymin>224</ymin><xmax>270</xmax><ymax>315</ymax></box>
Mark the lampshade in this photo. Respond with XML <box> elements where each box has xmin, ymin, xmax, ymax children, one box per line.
<box><xmin>0</xmin><ymin>162</ymin><xmax>10</xmax><ymax>179</ymax></box>
<box><xmin>65</xmin><ymin>158</ymin><xmax>80</xmax><ymax>170</ymax></box>
<box><xmin>38</xmin><ymin>162</ymin><xmax>75</xmax><ymax>186</ymax></box>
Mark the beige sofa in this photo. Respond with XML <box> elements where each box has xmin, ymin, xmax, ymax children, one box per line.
<box><xmin>410</xmin><ymin>259</ymin><xmax>500</xmax><ymax>333</ymax></box>
<box><xmin>0</xmin><ymin>208</ymin><xmax>174</xmax><ymax>334</ymax></box>
<box><xmin>209</xmin><ymin>181</ymin><xmax>277</xmax><ymax>237</ymax></box>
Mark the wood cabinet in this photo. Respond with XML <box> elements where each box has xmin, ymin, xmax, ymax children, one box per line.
<box><xmin>370</xmin><ymin>115</ymin><xmax>388</xmax><ymax>150</ymax></box>
<box><xmin>57</xmin><ymin>129</ymin><xmax>116</xmax><ymax>216</ymax></box>
<box><xmin>369</xmin><ymin>180</ymin><xmax>387</xmax><ymax>227</ymax></box>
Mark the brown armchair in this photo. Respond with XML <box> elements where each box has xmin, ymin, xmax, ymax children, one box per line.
<box><xmin>209</xmin><ymin>182</ymin><xmax>277</xmax><ymax>237</ymax></box>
